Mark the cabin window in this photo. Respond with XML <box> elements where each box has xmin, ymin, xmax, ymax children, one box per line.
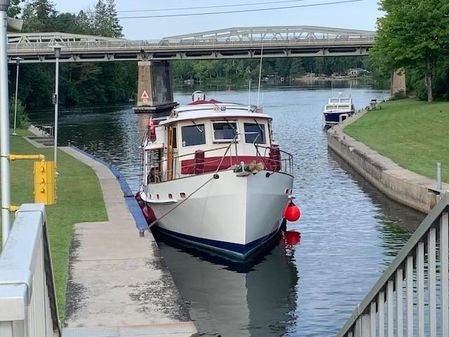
<box><xmin>244</xmin><ymin>123</ymin><xmax>266</xmax><ymax>144</ymax></box>
<box><xmin>212</xmin><ymin>122</ymin><xmax>238</xmax><ymax>142</ymax></box>
<box><xmin>181</xmin><ymin>124</ymin><xmax>205</xmax><ymax>147</ymax></box>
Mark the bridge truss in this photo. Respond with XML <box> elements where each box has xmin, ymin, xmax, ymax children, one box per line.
<box><xmin>7</xmin><ymin>26</ymin><xmax>375</xmax><ymax>63</ymax></box>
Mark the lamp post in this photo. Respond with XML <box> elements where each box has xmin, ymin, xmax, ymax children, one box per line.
<box><xmin>0</xmin><ymin>0</ymin><xmax>10</xmax><ymax>246</ymax></box>
<box><xmin>12</xmin><ymin>56</ymin><xmax>21</xmax><ymax>136</ymax></box>
<box><xmin>53</xmin><ymin>45</ymin><xmax>61</xmax><ymax>170</ymax></box>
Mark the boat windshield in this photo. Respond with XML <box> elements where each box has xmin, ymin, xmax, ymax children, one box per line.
<box><xmin>244</xmin><ymin>122</ymin><xmax>266</xmax><ymax>144</ymax></box>
<box><xmin>212</xmin><ymin>122</ymin><xmax>238</xmax><ymax>142</ymax></box>
<box><xmin>181</xmin><ymin>124</ymin><xmax>206</xmax><ymax>147</ymax></box>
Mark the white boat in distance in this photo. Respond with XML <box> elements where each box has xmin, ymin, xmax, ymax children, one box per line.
<box><xmin>137</xmin><ymin>92</ymin><xmax>295</xmax><ymax>259</ymax></box>
<box><xmin>322</xmin><ymin>92</ymin><xmax>355</xmax><ymax>127</ymax></box>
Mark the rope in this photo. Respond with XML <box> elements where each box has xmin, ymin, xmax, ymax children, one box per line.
<box><xmin>147</xmin><ymin>173</ymin><xmax>219</xmax><ymax>228</ymax></box>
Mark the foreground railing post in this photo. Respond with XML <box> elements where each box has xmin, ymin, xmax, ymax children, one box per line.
<box><xmin>406</xmin><ymin>256</ymin><xmax>413</xmax><ymax>337</ymax></box>
<box><xmin>428</xmin><ymin>228</ymin><xmax>436</xmax><ymax>337</ymax></box>
<box><xmin>416</xmin><ymin>242</ymin><xmax>425</xmax><ymax>337</ymax></box>
<box><xmin>396</xmin><ymin>269</ymin><xmax>403</xmax><ymax>337</ymax></box>
<box><xmin>378</xmin><ymin>291</ymin><xmax>384</xmax><ymax>337</ymax></box>
<box><xmin>441</xmin><ymin>212</ymin><xmax>448</xmax><ymax>337</ymax></box>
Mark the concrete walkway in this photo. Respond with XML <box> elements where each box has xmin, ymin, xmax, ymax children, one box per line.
<box><xmin>61</xmin><ymin>147</ymin><xmax>197</xmax><ymax>337</ymax></box>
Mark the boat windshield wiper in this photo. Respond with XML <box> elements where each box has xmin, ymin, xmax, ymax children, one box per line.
<box><xmin>191</xmin><ymin>120</ymin><xmax>203</xmax><ymax>133</ymax></box>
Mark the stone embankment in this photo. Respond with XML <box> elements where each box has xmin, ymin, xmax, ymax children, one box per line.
<box><xmin>327</xmin><ymin>112</ymin><xmax>449</xmax><ymax>214</ymax></box>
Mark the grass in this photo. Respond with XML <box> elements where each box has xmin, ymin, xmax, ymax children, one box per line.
<box><xmin>345</xmin><ymin>98</ymin><xmax>449</xmax><ymax>183</ymax></box>
<box><xmin>1</xmin><ymin>129</ymin><xmax>107</xmax><ymax>321</ymax></box>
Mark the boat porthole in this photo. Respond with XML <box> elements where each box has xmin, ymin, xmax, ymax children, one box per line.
<box><xmin>180</xmin><ymin>192</ymin><xmax>186</xmax><ymax>198</ymax></box>
<box><xmin>168</xmin><ymin>194</ymin><xmax>173</xmax><ymax>199</ymax></box>
<box><xmin>265</xmin><ymin>172</ymin><xmax>271</xmax><ymax>178</ymax></box>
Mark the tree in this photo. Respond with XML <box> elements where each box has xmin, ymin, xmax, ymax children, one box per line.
<box><xmin>8</xmin><ymin>0</ymin><xmax>24</xmax><ymax>18</ymax></box>
<box><xmin>371</xmin><ymin>0</ymin><xmax>449</xmax><ymax>102</ymax></box>
<box><xmin>22</xmin><ymin>0</ymin><xmax>56</xmax><ymax>32</ymax></box>
<box><xmin>93</xmin><ymin>0</ymin><xmax>122</xmax><ymax>38</ymax></box>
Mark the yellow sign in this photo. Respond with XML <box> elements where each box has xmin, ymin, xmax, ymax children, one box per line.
<box><xmin>34</xmin><ymin>161</ymin><xmax>55</xmax><ymax>205</ymax></box>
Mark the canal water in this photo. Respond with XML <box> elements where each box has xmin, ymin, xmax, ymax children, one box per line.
<box><xmin>30</xmin><ymin>84</ymin><xmax>424</xmax><ymax>336</ymax></box>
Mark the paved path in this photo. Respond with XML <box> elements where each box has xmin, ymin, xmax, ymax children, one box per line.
<box><xmin>61</xmin><ymin>147</ymin><xmax>197</xmax><ymax>337</ymax></box>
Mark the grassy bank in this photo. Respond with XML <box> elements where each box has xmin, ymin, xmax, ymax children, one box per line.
<box><xmin>1</xmin><ymin>129</ymin><xmax>107</xmax><ymax>320</ymax></box>
<box><xmin>345</xmin><ymin>98</ymin><xmax>449</xmax><ymax>183</ymax></box>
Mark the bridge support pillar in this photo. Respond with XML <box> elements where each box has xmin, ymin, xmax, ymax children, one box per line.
<box><xmin>390</xmin><ymin>68</ymin><xmax>406</xmax><ymax>98</ymax></box>
<box><xmin>133</xmin><ymin>61</ymin><xmax>177</xmax><ymax>113</ymax></box>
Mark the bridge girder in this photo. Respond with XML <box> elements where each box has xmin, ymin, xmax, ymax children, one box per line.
<box><xmin>7</xmin><ymin>26</ymin><xmax>375</xmax><ymax>64</ymax></box>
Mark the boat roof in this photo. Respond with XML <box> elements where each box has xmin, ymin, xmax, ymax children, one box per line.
<box><xmin>159</xmin><ymin>101</ymin><xmax>271</xmax><ymax>126</ymax></box>
<box><xmin>328</xmin><ymin>97</ymin><xmax>352</xmax><ymax>103</ymax></box>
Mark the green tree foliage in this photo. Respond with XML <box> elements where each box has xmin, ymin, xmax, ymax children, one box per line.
<box><xmin>13</xmin><ymin>0</ymin><xmax>134</xmax><ymax>111</ymax></box>
<box><xmin>9</xmin><ymin>97</ymin><xmax>29</xmax><ymax>128</ymax></box>
<box><xmin>8</xmin><ymin>0</ymin><xmax>24</xmax><ymax>18</ymax></box>
<box><xmin>22</xmin><ymin>0</ymin><xmax>56</xmax><ymax>32</ymax></box>
<box><xmin>371</xmin><ymin>0</ymin><xmax>449</xmax><ymax>102</ymax></box>
<box><xmin>171</xmin><ymin>57</ymin><xmax>368</xmax><ymax>85</ymax></box>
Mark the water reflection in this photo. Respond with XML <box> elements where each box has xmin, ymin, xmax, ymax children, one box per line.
<box><xmin>156</xmin><ymin>235</ymin><xmax>299</xmax><ymax>337</ymax></box>
<box><xmin>329</xmin><ymin>151</ymin><xmax>424</xmax><ymax>263</ymax></box>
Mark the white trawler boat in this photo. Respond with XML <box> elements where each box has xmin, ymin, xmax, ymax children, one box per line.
<box><xmin>137</xmin><ymin>92</ymin><xmax>299</xmax><ymax>259</ymax></box>
<box><xmin>322</xmin><ymin>92</ymin><xmax>355</xmax><ymax>127</ymax></box>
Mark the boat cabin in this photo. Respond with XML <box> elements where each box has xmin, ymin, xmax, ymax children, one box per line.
<box><xmin>142</xmin><ymin>101</ymin><xmax>283</xmax><ymax>183</ymax></box>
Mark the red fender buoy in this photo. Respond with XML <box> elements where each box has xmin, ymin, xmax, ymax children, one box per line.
<box><xmin>135</xmin><ymin>193</ymin><xmax>145</xmax><ymax>209</ymax></box>
<box><xmin>284</xmin><ymin>200</ymin><xmax>301</xmax><ymax>222</ymax></box>
<box><xmin>142</xmin><ymin>205</ymin><xmax>157</xmax><ymax>225</ymax></box>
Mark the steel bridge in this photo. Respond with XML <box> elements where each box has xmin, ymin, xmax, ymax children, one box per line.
<box><xmin>7</xmin><ymin>26</ymin><xmax>375</xmax><ymax>63</ymax></box>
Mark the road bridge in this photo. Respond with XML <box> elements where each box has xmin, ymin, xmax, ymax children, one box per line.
<box><xmin>7</xmin><ymin>26</ymin><xmax>378</xmax><ymax>111</ymax></box>
<box><xmin>7</xmin><ymin>26</ymin><xmax>375</xmax><ymax>63</ymax></box>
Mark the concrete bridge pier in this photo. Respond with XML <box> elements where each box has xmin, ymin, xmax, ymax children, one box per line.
<box><xmin>390</xmin><ymin>68</ymin><xmax>406</xmax><ymax>97</ymax></box>
<box><xmin>133</xmin><ymin>60</ymin><xmax>177</xmax><ymax>113</ymax></box>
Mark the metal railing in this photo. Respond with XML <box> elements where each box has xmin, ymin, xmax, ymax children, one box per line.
<box><xmin>144</xmin><ymin>138</ymin><xmax>293</xmax><ymax>183</ymax></box>
<box><xmin>6</xmin><ymin>27</ymin><xmax>375</xmax><ymax>63</ymax></box>
<box><xmin>0</xmin><ymin>204</ymin><xmax>60</xmax><ymax>337</ymax></box>
<box><xmin>337</xmin><ymin>193</ymin><xmax>449</xmax><ymax>337</ymax></box>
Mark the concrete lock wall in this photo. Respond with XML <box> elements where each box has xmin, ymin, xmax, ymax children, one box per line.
<box><xmin>327</xmin><ymin>128</ymin><xmax>441</xmax><ymax>214</ymax></box>
<box><xmin>137</xmin><ymin>61</ymin><xmax>174</xmax><ymax>107</ymax></box>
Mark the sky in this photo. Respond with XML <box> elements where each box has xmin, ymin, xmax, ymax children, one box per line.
<box><xmin>55</xmin><ymin>0</ymin><xmax>382</xmax><ymax>40</ymax></box>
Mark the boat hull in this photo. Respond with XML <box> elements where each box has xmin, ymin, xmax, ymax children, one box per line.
<box><xmin>142</xmin><ymin>169</ymin><xmax>293</xmax><ymax>259</ymax></box>
<box><xmin>323</xmin><ymin>111</ymin><xmax>353</xmax><ymax>125</ymax></box>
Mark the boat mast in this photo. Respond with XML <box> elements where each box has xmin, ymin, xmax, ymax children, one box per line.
<box><xmin>256</xmin><ymin>43</ymin><xmax>264</xmax><ymax>107</ymax></box>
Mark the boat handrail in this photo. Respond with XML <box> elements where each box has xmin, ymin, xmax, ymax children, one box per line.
<box><xmin>144</xmin><ymin>136</ymin><xmax>293</xmax><ymax>182</ymax></box>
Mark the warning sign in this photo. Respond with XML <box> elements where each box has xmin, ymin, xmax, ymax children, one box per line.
<box><xmin>141</xmin><ymin>90</ymin><xmax>149</xmax><ymax>103</ymax></box>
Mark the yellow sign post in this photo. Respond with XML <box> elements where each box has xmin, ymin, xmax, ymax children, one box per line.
<box><xmin>8</xmin><ymin>154</ymin><xmax>56</xmax><ymax>205</ymax></box>
<box><xmin>33</xmin><ymin>161</ymin><xmax>55</xmax><ymax>205</ymax></box>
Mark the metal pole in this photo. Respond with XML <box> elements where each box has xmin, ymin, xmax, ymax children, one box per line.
<box><xmin>0</xmin><ymin>0</ymin><xmax>10</xmax><ymax>247</ymax></box>
<box><xmin>12</xmin><ymin>57</ymin><xmax>20</xmax><ymax>136</ymax></box>
<box><xmin>53</xmin><ymin>47</ymin><xmax>60</xmax><ymax>170</ymax></box>
<box><xmin>437</xmin><ymin>162</ymin><xmax>442</xmax><ymax>191</ymax></box>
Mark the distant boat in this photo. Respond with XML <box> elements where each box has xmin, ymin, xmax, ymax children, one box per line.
<box><xmin>322</xmin><ymin>92</ymin><xmax>355</xmax><ymax>127</ymax></box>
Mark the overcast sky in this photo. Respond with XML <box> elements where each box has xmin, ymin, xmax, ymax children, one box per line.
<box><xmin>54</xmin><ymin>0</ymin><xmax>381</xmax><ymax>40</ymax></box>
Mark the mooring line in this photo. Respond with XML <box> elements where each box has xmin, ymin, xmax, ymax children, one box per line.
<box><xmin>147</xmin><ymin>173</ymin><xmax>219</xmax><ymax>228</ymax></box>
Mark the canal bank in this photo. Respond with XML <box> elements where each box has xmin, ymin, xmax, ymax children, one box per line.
<box><xmin>327</xmin><ymin>110</ymin><xmax>449</xmax><ymax>214</ymax></box>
